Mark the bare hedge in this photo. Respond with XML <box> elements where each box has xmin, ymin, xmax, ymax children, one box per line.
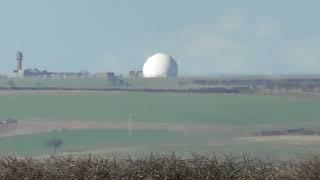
<box><xmin>0</xmin><ymin>154</ymin><xmax>319</xmax><ymax>180</ymax></box>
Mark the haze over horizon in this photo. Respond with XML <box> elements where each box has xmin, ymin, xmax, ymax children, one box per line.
<box><xmin>1</xmin><ymin>0</ymin><xmax>320</xmax><ymax>76</ymax></box>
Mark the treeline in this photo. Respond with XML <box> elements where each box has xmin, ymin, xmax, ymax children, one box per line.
<box><xmin>2</xmin><ymin>77</ymin><xmax>320</xmax><ymax>94</ymax></box>
<box><xmin>192</xmin><ymin>78</ymin><xmax>320</xmax><ymax>91</ymax></box>
<box><xmin>0</xmin><ymin>154</ymin><xmax>320</xmax><ymax>179</ymax></box>
<box><xmin>254</xmin><ymin>128</ymin><xmax>320</xmax><ymax>136</ymax></box>
<box><xmin>0</xmin><ymin>86</ymin><xmax>250</xmax><ymax>94</ymax></box>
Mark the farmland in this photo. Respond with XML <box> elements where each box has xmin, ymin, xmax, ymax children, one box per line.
<box><xmin>1</xmin><ymin>91</ymin><xmax>320</xmax><ymax>124</ymax></box>
<box><xmin>0</xmin><ymin>90</ymin><xmax>320</xmax><ymax>159</ymax></box>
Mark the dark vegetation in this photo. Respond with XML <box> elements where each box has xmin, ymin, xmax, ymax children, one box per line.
<box><xmin>191</xmin><ymin>78</ymin><xmax>320</xmax><ymax>92</ymax></box>
<box><xmin>45</xmin><ymin>138</ymin><xmax>64</xmax><ymax>153</ymax></box>
<box><xmin>0</xmin><ymin>86</ymin><xmax>252</xmax><ymax>94</ymax></box>
<box><xmin>2</xmin><ymin>77</ymin><xmax>320</xmax><ymax>94</ymax></box>
<box><xmin>0</xmin><ymin>154</ymin><xmax>320</xmax><ymax>179</ymax></box>
<box><xmin>254</xmin><ymin>128</ymin><xmax>320</xmax><ymax>136</ymax></box>
<box><xmin>191</xmin><ymin>78</ymin><xmax>320</xmax><ymax>89</ymax></box>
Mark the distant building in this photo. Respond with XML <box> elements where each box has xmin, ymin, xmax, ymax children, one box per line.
<box><xmin>106</xmin><ymin>72</ymin><xmax>116</xmax><ymax>80</ymax></box>
<box><xmin>23</xmin><ymin>68</ymin><xmax>46</xmax><ymax>77</ymax></box>
<box><xmin>143</xmin><ymin>53</ymin><xmax>178</xmax><ymax>78</ymax></box>
<box><xmin>12</xmin><ymin>50</ymin><xmax>24</xmax><ymax>78</ymax></box>
<box><xmin>129</xmin><ymin>70</ymin><xmax>143</xmax><ymax>78</ymax></box>
<box><xmin>58</xmin><ymin>72</ymin><xmax>83</xmax><ymax>78</ymax></box>
<box><xmin>9</xmin><ymin>51</ymin><xmax>91</xmax><ymax>79</ymax></box>
<box><xmin>137</xmin><ymin>70</ymin><xmax>143</xmax><ymax>77</ymax></box>
<box><xmin>79</xmin><ymin>71</ymin><xmax>90</xmax><ymax>78</ymax></box>
<box><xmin>94</xmin><ymin>72</ymin><xmax>116</xmax><ymax>80</ymax></box>
<box><xmin>22</xmin><ymin>68</ymin><xmax>88</xmax><ymax>78</ymax></box>
<box><xmin>16</xmin><ymin>51</ymin><xmax>23</xmax><ymax>71</ymax></box>
<box><xmin>129</xmin><ymin>70</ymin><xmax>136</xmax><ymax>77</ymax></box>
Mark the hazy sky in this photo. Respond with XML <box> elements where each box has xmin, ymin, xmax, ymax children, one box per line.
<box><xmin>1</xmin><ymin>0</ymin><xmax>320</xmax><ymax>76</ymax></box>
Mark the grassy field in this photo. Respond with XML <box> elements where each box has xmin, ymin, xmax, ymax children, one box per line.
<box><xmin>0</xmin><ymin>129</ymin><xmax>186</xmax><ymax>155</ymax></box>
<box><xmin>0</xmin><ymin>91</ymin><xmax>319</xmax><ymax>124</ymax></box>
<box><xmin>0</xmin><ymin>91</ymin><xmax>320</xmax><ymax>158</ymax></box>
<box><xmin>1</xmin><ymin>127</ymin><xmax>317</xmax><ymax>159</ymax></box>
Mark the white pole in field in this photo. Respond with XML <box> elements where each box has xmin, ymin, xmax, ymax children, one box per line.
<box><xmin>128</xmin><ymin>113</ymin><xmax>132</xmax><ymax>138</ymax></box>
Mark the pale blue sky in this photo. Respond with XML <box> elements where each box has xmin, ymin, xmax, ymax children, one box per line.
<box><xmin>1</xmin><ymin>0</ymin><xmax>320</xmax><ymax>76</ymax></box>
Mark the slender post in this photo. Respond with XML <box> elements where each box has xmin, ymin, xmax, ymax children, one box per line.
<box><xmin>128</xmin><ymin>113</ymin><xmax>132</xmax><ymax>138</ymax></box>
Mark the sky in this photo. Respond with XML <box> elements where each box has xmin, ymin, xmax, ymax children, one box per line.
<box><xmin>1</xmin><ymin>0</ymin><xmax>320</xmax><ymax>76</ymax></box>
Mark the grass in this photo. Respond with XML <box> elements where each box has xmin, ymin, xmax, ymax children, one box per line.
<box><xmin>0</xmin><ymin>125</ymin><xmax>318</xmax><ymax>159</ymax></box>
<box><xmin>1</xmin><ymin>91</ymin><xmax>320</xmax><ymax>158</ymax></box>
<box><xmin>0</xmin><ymin>129</ymin><xmax>184</xmax><ymax>155</ymax></box>
<box><xmin>0</xmin><ymin>92</ymin><xmax>319</xmax><ymax>125</ymax></box>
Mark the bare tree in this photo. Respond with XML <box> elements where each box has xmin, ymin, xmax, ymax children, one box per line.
<box><xmin>45</xmin><ymin>138</ymin><xmax>63</xmax><ymax>153</ymax></box>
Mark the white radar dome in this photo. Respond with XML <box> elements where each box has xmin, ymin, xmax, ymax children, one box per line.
<box><xmin>143</xmin><ymin>53</ymin><xmax>178</xmax><ymax>78</ymax></box>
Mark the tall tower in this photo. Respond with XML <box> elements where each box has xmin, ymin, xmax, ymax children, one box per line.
<box><xmin>16</xmin><ymin>50</ymin><xmax>23</xmax><ymax>70</ymax></box>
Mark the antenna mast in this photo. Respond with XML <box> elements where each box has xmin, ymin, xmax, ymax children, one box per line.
<box><xmin>128</xmin><ymin>113</ymin><xmax>132</xmax><ymax>138</ymax></box>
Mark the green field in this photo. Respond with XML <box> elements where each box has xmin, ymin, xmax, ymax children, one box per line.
<box><xmin>0</xmin><ymin>129</ymin><xmax>186</xmax><ymax>155</ymax></box>
<box><xmin>0</xmin><ymin>91</ymin><xmax>320</xmax><ymax>158</ymax></box>
<box><xmin>1</xmin><ymin>128</ymin><xmax>317</xmax><ymax>159</ymax></box>
<box><xmin>0</xmin><ymin>92</ymin><xmax>319</xmax><ymax>124</ymax></box>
